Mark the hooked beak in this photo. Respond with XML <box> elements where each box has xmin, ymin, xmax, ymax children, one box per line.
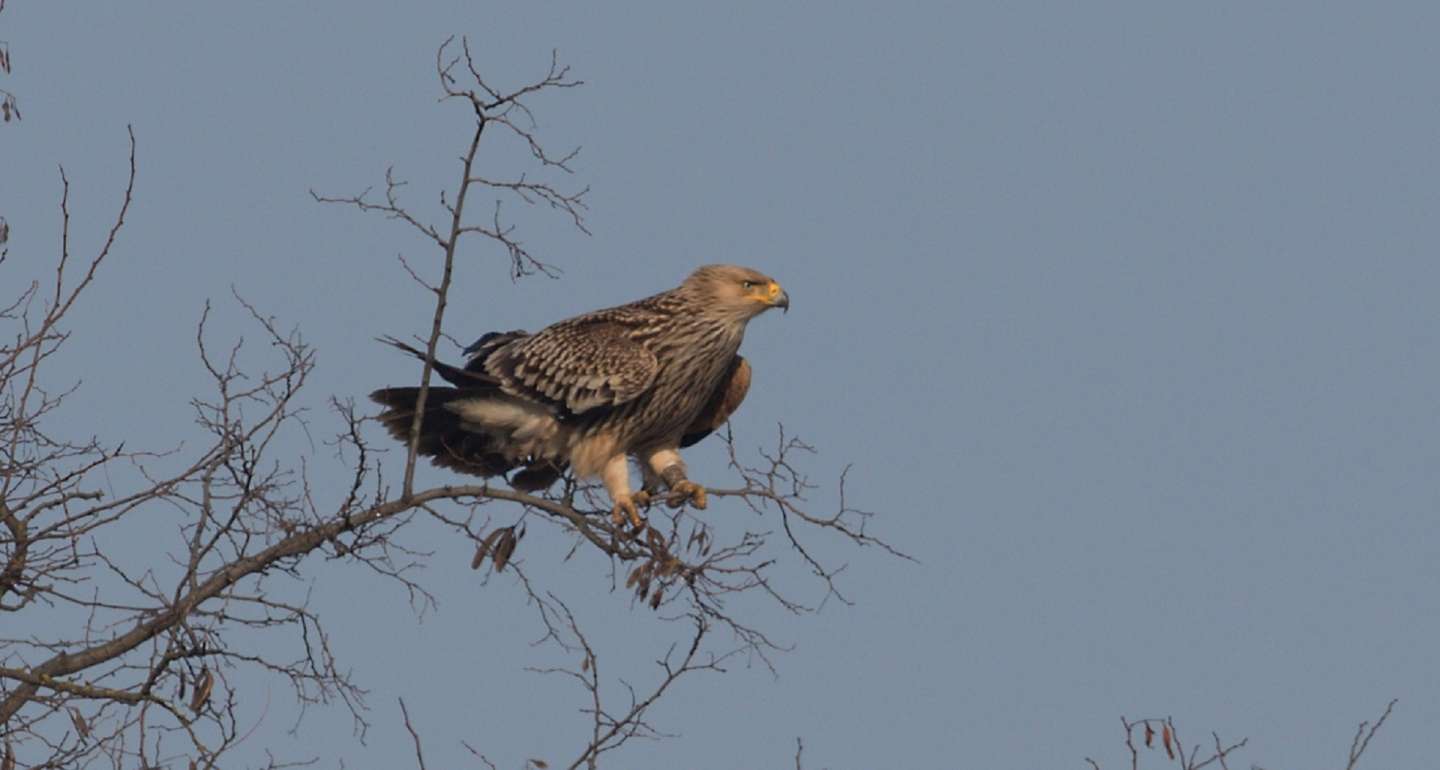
<box><xmin>764</xmin><ymin>281</ymin><xmax>790</xmax><ymax>314</ymax></box>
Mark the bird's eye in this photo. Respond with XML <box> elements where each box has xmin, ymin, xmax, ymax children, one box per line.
<box><xmin>741</xmin><ymin>280</ymin><xmax>756</xmax><ymax>290</ymax></box>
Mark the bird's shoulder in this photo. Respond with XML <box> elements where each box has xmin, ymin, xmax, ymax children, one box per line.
<box><xmin>530</xmin><ymin>290</ymin><xmax>681</xmax><ymax>344</ymax></box>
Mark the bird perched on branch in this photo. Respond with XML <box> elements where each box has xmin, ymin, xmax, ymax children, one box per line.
<box><xmin>371</xmin><ymin>264</ymin><xmax>789</xmax><ymax>529</ymax></box>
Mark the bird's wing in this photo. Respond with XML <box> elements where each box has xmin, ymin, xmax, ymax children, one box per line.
<box><xmin>484</xmin><ymin>319</ymin><xmax>658</xmax><ymax>415</ymax></box>
<box><xmin>680</xmin><ymin>355</ymin><xmax>751</xmax><ymax>447</ymax></box>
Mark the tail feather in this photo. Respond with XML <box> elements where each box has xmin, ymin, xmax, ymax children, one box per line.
<box><xmin>377</xmin><ymin>336</ymin><xmax>498</xmax><ymax>388</ymax></box>
<box><xmin>510</xmin><ymin>461</ymin><xmax>565</xmax><ymax>491</ymax></box>
<box><xmin>370</xmin><ymin>386</ymin><xmax>515</xmax><ymax>477</ymax></box>
<box><xmin>373</xmin><ymin>334</ymin><xmax>571</xmax><ymax>488</ymax></box>
<box><xmin>369</xmin><ymin>386</ymin><xmax>571</xmax><ymax>488</ymax></box>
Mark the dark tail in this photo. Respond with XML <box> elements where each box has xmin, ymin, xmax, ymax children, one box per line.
<box><xmin>369</xmin><ymin>387</ymin><xmax>518</xmax><ymax>477</ymax></box>
<box><xmin>373</xmin><ymin>332</ymin><xmax>564</xmax><ymax>487</ymax></box>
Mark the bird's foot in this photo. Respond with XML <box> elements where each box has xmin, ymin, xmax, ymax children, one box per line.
<box><xmin>633</xmin><ymin>489</ymin><xmax>655</xmax><ymax>508</ymax></box>
<box><xmin>610</xmin><ymin>496</ymin><xmax>646</xmax><ymax>531</ymax></box>
<box><xmin>666</xmin><ymin>480</ymin><xmax>708</xmax><ymax>510</ymax></box>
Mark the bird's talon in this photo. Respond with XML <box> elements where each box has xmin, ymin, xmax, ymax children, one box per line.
<box><xmin>610</xmin><ymin>498</ymin><xmax>645</xmax><ymax>531</ymax></box>
<box><xmin>666</xmin><ymin>480</ymin><xmax>708</xmax><ymax>510</ymax></box>
<box><xmin>633</xmin><ymin>489</ymin><xmax>654</xmax><ymax>508</ymax></box>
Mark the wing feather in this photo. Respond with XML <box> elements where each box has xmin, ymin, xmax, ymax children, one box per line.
<box><xmin>681</xmin><ymin>355</ymin><xmax>750</xmax><ymax>447</ymax></box>
<box><xmin>379</xmin><ymin>336</ymin><xmax>498</xmax><ymax>388</ymax></box>
<box><xmin>484</xmin><ymin>319</ymin><xmax>658</xmax><ymax>416</ymax></box>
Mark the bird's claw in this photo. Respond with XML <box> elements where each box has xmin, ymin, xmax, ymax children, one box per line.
<box><xmin>610</xmin><ymin>497</ymin><xmax>646</xmax><ymax>531</ymax></box>
<box><xmin>632</xmin><ymin>489</ymin><xmax>654</xmax><ymax>508</ymax></box>
<box><xmin>666</xmin><ymin>480</ymin><xmax>708</xmax><ymax>510</ymax></box>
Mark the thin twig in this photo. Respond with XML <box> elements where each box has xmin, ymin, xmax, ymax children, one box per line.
<box><xmin>399</xmin><ymin>698</ymin><xmax>428</xmax><ymax>770</ymax></box>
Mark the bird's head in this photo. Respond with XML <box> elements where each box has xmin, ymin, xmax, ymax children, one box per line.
<box><xmin>683</xmin><ymin>264</ymin><xmax>790</xmax><ymax>322</ymax></box>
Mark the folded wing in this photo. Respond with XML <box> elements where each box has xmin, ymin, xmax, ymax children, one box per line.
<box><xmin>681</xmin><ymin>355</ymin><xmax>751</xmax><ymax>447</ymax></box>
<box><xmin>482</xmin><ymin>320</ymin><xmax>659</xmax><ymax>416</ymax></box>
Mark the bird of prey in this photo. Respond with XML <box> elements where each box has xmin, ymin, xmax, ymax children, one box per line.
<box><xmin>371</xmin><ymin>264</ymin><xmax>789</xmax><ymax>529</ymax></box>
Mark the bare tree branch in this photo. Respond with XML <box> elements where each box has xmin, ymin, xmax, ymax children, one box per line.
<box><xmin>0</xmin><ymin>0</ymin><xmax>17</xmax><ymax>125</ymax></box>
<box><xmin>313</xmin><ymin>37</ymin><xmax>588</xmax><ymax>503</ymax></box>
<box><xmin>1</xmin><ymin>40</ymin><xmax>909</xmax><ymax>770</ymax></box>
<box><xmin>399</xmin><ymin>698</ymin><xmax>428</xmax><ymax>770</ymax></box>
<box><xmin>1345</xmin><ymin>699</ymin><xmax>1397</xmax><ymax>770</ymax></box>
<box><xmin>1089</xmin><ymin>705</ymin><xmax>1398</xmax><ymax>770</ymax></box>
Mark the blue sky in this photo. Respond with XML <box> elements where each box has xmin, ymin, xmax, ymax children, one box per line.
<box><xmin>4</xmin><ymin>2</ymin><xmax>1439</xmax><ymax>768</ymax></box>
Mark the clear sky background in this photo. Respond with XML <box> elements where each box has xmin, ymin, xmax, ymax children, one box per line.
<box><xmin>4</xmin><ymin>2</ymin><xmax>1439</xmax><ymax>768</ymax></box>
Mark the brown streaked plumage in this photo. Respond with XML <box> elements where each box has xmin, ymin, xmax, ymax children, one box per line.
<box><xmin>371</xmin><ymin>264</ymin><xmax>788</xmax><ymax>528</ymax></box>
<box><xmin>682</xmin><ymin>355</ymin><xmax>751</xmax><ymax>448</ymax></box>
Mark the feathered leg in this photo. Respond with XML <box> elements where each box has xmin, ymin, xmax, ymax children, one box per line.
<box><xmin>644</xmin><ymin>448</ymin><xmax>707</xmax><ymax>510</ymax></box>
<box><xmin>603</xmin><ymin>453</ymin><xmax>644</xmax><ymax>529</ymax></box>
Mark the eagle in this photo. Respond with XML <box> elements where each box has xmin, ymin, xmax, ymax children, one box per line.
<box><xmin>371</xmin><ymin>264</ymin><xmax>789</xmax><ymax>529</ymax></box>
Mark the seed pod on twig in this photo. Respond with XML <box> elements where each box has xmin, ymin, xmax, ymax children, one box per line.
<box><xmin>492</xmin><ymin>528</ymin><xmax>517</xmax><ymax>573</ymax></box>
<box><xmin>190</xmin><ymin>668</ymin><xmax>214</xmax><ymax>713</ymax></box>
<box><xmin>472</xmin><ymin>527</ymin><xmax>508</xmax><ymax>570</ymax></box>
<box><xmin>69</xmin><ymin>708</ymin><xmax>90</xmax><ymax>738</ymax></box>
